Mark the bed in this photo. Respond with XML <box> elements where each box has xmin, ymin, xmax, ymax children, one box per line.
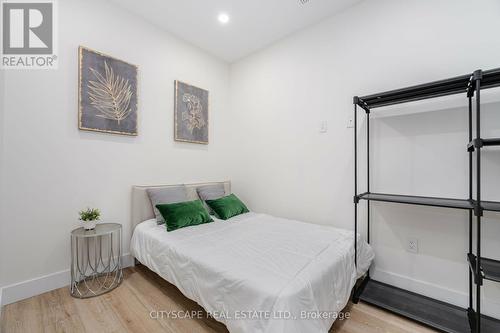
<box><xmin>130</xmin><ymin>181</ymin><xmax>374</xmax><ymax>333</ymax></box>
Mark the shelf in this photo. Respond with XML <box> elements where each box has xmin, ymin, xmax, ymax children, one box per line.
<box><xmin>468</xmin><ymin>254</ymin><xmax>500</xmax><ymax>283</ymax></box>
<box><xmin>356</xmin><ymin>67</ymin><xmax>500</xmax><ymax>109</ymax></box>
<box><xmin>357</xmin><ymin>192</ymin><xmax>474</xmax><ymax>210</ymax></box>
<box><xmin>483</xmin><ymin>138</ymin><xmax>500</xmax><ymax>146</ymax></box>
<box><xmin>467</xmin><ymin>138</ymin><xmax>500</xmax><ymax>152</ymax></box>
<box><xmin>357</xmin><ymin>279</ymin><xmax>500</xmax><ymax>333</ymax></box>
<box><xmin>482</xmin><ymin>200</ymin><xmax>500</xmax><ymax>212</ymax></box>
<box><xmin>357</xmin><ymin>192</ymin><xmax>500</xmax><ymax>213</ymax></box>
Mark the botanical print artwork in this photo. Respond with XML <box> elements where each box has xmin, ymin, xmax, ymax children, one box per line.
<box><xmin>181</xmin><ymin>93</ymin><xmax>206</xmax><ymax>133</ymax></box>
<box><xmin>175</xmin><ymin>81</ymin><xmax>209</xmax><ymax>144</ymax></box>
<box><xmin>79</xmin><ymin>46</ymin><xmax>138</xmax><ymax>135</ymax></box>
<box><xmin>88</xmin><ymin>62</ymin><xmax>133</xmax><ymax>125</ymax></box>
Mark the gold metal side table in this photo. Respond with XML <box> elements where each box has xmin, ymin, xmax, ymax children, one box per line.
<box><xmin>70</xmin><ymin>223</ymin><xmax>123</xmax><ymax>298</ymax></box>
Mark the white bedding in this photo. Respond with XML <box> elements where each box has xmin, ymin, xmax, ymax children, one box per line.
<box><xmin>130</xmin><ymin>212</ymin><xmax>374</xmax><ymax>333</ymax></box>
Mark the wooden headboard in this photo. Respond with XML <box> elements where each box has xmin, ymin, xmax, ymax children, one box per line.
<box><xmin>131</xmin><ymin>181</ymin><xmax>231</xmax><ymax>231</ymax></box>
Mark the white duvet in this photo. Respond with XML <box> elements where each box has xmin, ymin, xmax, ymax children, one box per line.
<box><xmin>130</xmin><ymin>212</ymin><xmax>373</xmax><ymax>333</ymax></box>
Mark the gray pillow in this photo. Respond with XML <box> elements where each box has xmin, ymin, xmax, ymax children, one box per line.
<box><xmin>147</xmin><ymin>186</ymin><xmax>188</xmax><ymax>225</ymax></box>
<box><xmin>197</xmin><ymin>184</ymin><xmax>226</xmax><ymax>214</ymax></box>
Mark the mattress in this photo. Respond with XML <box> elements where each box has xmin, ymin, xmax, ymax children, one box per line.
<box><xmin>130</xmin><ymin>212</ymin><xmax>374</xmax><ymax>333</ymax></box>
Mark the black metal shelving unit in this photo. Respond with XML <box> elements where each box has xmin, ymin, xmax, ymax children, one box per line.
<box><xmin>352</xmin><ymin>68</ymin><xmax>500</xmax><ymax>333</ymax></box>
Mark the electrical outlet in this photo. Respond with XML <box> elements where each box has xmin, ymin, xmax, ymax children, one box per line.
<box><xmin>407</xmin><ymin>237</ymin><xmax>419</xmax><ymax>254</ymax></box>
<box><xmin>347</xmin><ymin>118</ymin><xmax>354</xmax><ymax>128</ymax></box>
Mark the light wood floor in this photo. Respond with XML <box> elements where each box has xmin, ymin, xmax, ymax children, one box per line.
<box><xmin>1</xmin><ymin>265</ymin><xmax>437</xmax><ymax>333</ymax></box>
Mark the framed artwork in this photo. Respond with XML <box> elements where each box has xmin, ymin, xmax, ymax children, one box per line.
<box><xmin>79</xmin><ymin>46</ymin><xmax>138</xmax><ymax>136</ymax></box>
<box><xmin>174</xmin><ymin>80</ymin><xmax>209</xmax><ymax>144</ymax></box>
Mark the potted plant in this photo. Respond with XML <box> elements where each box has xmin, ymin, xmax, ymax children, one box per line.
<box><xmin>79</xmin><ymin>208</ymin><xmax>101</xmax><ymax>230</ymax></box>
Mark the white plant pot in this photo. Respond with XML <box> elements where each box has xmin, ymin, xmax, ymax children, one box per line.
<box><xmin>82</xmin><ymin>219</ymin><xmax>98</xmax><ymax>230</ymax></box>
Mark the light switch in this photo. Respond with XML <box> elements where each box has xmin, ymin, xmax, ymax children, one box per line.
<box><xmin>320</xmin><ymin>120</ymin><xmax>328</xmax><ymax>133</ymax></box>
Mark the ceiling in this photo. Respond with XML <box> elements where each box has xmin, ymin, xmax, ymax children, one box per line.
<box><xmin>108</xmin><ymin>0</ymin><xmax>363</xmax><ymax>62</ymax></box>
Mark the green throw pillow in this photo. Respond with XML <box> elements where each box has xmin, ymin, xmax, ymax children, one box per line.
<box><xmin>205</xmin><ymin>194</ymin><xmax>249</xmax><ymax>220</ymax></box>
<box><xmin>156</xmin><ymin>200</ymin><xmax>213</xmax><ymax>232</ymax></box>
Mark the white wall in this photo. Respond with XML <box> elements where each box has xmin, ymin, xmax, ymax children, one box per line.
<box><xmin>229</xmin><ymin>0</ymin><xmax>500</xmax><ymax>316</ymax></box>
<box><xmin>0</xmin><ymin>0</ymin><xmax>230</xmax><ymax>297</ymax></box>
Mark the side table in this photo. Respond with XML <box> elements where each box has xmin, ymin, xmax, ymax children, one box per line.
<box><xmin>70</xmin><ymin>223</ymin><xmax>123</xmax><ymax>298</ymax></box>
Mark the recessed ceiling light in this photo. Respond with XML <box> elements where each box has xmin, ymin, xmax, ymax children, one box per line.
<box><xmin>218</xmin><ymin>13</ymin><xmax>229</xmax><ymax>24</ymax></box>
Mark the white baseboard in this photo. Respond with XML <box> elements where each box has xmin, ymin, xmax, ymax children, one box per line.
<box><xmin>372</xmin><ymin>268</ymin><xmax>500</xmax><ymax>318</ymax></box>
<box><xmin>122</xmin><ymin>253</ymin><xmax>135</xmax><ymax>268</ymax></box>
<box><xmin>0</xmin><ymin>254</ymin><xmax>134</xmax><ymax>307</ymax></box>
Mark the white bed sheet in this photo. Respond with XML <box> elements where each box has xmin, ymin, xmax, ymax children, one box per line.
<box><xmin>130</xmin><ymin>212</ymin><xmax>373</xmax><ymax>333</ymax></box>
